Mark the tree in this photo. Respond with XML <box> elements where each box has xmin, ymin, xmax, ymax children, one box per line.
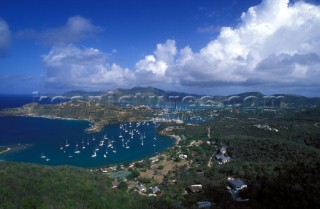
<box><xmin>118</xmin><ymin>181</ymin><xmax>128</xmax><ymax>191</ymax></box>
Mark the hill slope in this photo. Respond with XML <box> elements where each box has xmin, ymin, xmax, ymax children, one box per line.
<box><xmin>0</xmin><ymin>162</ymin><xmax>153</xmax><ymax>209</ymax></box>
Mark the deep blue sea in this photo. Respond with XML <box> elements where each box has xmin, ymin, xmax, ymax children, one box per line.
<box><xmin>0</xmin><ymin>95</ymin><xmax>175</xmax><ymax>168</ymax></box>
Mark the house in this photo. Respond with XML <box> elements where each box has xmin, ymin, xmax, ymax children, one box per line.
<box><xmin>228</xmin><ymin>179</ymin><xmax>247</xmax><ymax>191</ymax></box>
<box><xmin>179</xmin><ymin>154</ymin><xmax>188</xmax><ymax>159</ymax></box>
<box><xmin>136</xmin><ymin>184</ymin><xmax>147</xmax><ymax>192</ymax></box>
<box><xmin>150</xmin><ymin>186</ymin><xmax>162</xmax><ymax>195</ymax></box>
<box><xmin>220</xmin><ymin>146</ymin><xmax>227</xmax><ymax>154</ymax></box>
<box><xmin>112</xmin><ymin>182</ymin><xmax>119</xmax><ymax>189</ymax></box>
<box><xmin>188</xmin><ymin>184</ymin><xmax>203</xmax><ymax>193</ymax></box>
<box><xmin>197</xmin><ymin>201</ymin><xmax>212</xmax><ymax>208</ymax></box>
<box><xmin>215</xmin><ymin>153</ymin><xmax>231</xmax><ymax>164</ymax></box>
<box><xmin>215</xmin><ymin>146</ymin><xmax>231</xmax><ymax>164</ymax></box>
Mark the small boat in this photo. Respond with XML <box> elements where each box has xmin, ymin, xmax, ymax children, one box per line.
<box><xmin>40</xmin><ymin>152</ymin><xmax>46</xmax><ymax>159</ymax></box>
<box><xmin>65</xmin><ymin>139</ymin><xmax>69</xmax><ymax>147</ymax></box>
<box><xmin>91</xmin><ymin>151</ymin><xmax>97</xmax><ymax>158</ymax></box>
<box><xmin>103</xmin><ymin>154</ymin><xmax>107</xmax><ymax>158</ymax></box>
<box><xmin>46</xmin><ymin>158</ymin><xmax>50</xmax><ymax>161</ymax></box>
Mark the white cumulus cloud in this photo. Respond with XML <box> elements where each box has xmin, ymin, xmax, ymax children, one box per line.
<box><xmin>42</xmin><ymin>44</ymin><xmax>133</xmax><ymax>89</ymax></box>
<box><xmin>0</xmin><ymin>18</ymin><xmax>10</xmax><ymax>57</ymax></box>
<box><xmin>42</xmin><ymin>0</ymin><xmax>320</xmax><ymax>95</ymax></box>
<box><xmin>172</xmin><ymin>0</ymin><xmax>320</xmax><ymax>91</ymax></box>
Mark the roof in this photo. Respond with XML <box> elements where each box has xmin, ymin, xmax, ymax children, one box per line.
<box><xmin>136</xmin><ymin>184</ymin><xmax>146</xmax><ymax>191</ymax></box>
<box><xmin>220</xmin><ymin>146</ymin><xmax>227</xmax><ymax>153</ymax></box>
<box><xmin>188</xmin><ymin>184</ymin><xmax>203</xmax><ymax>193</ymax></box>
<box><xmin>150</xmin><ymin>186</ymin><xmax>161</xmax><ymax>194</ymax></box>
<box><xmin>228</xmin><ymin>179</ymin><xmax>247</xmax><ymax>190</ymax></box>
<box><xmin>197</xmin><ymin>201</ymin><xmax>212</xmax><ymax>208</ymax></box>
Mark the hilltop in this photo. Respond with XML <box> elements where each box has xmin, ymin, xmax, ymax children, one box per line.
<box><xmin>34</xmin><ymin>86</ymin><xmax>320</xmax><ymax>108</ymax></box>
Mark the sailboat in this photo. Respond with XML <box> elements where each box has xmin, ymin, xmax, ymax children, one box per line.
<box><xmin>82</xmin><ymin>139</ymin><xmax>85</xmax><ymax>149</ymax></box>
<box><xmin>91</xmin><ymin>151</ymin><xmax>97</xmax><ymax>158</ymax></box>
<box><xmin>125</xmin><ymin>141</ymin><xmax>130</xmax><ymax>149</ymax></box>
<box><xmin>74</xmin><ymin>146</ymin><xmax>80</xmax><ymax>154</ymax></box>
<box><xmin>65</xmin><ymin>139</ymin><xmax>69</xmax><ymax>147</ymax></box>
<box><xmin>99</xmin><ymin>140</ymin><xmax>104</xmax><ymax>147</ymax></box>
<box><xmin>40</xmin><ymin>152</ymin><xmax>46</xmax><ymax>159</ymax></box>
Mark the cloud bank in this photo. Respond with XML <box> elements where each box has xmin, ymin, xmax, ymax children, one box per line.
<box><xmin>42</xmin><ymin>0</ymin><xmax>320</xmax><ymax>94</ymax></box>
<box><xmin>0</xmin><ymin>18</ymin><xmax>10</xmax><ymax>57</ymax></box>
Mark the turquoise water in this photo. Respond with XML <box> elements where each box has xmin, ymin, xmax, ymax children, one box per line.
<box><xmin>0</xmin><ymin>117</ymin><xmax>175</xmax><ymax>168</ymax></box>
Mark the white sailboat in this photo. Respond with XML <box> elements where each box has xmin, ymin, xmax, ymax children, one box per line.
<box><xmin>91</xmin><ymin>151</ymin><xmax>97</xmax><ymax>158</ymax></box>
<box><xmin>74</xmin><ymin>146</ymin><xmax>80</xmax><ymax>154</ymax></box>
<box><xmin>40</xmin><ymin>152</ymin><xmax>46</xmax><ymax>159</ymax></box>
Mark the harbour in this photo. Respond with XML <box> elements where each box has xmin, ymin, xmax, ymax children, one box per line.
<box><xmin>0</xmin><ymin>116</ymin><xmax>175</xmax><ymax>168</ymax></box>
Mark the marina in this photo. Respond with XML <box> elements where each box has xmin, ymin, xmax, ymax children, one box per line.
<box><xmin>0</xmin><ymin>116</ymin><xmax>175</xmax><ymax>168</ymax></box>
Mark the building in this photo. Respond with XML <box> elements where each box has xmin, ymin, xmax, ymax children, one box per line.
<box><xmin>215</xmin><ymin>153</ymin><xmax>231</xmax><ymax>164</ymax></box>
<box><xmin>150</xmin><ymin>186</ymin><xmax>162</xmax><ymax>195</ymax></box>
<box><xmin>136</xmin><ymin>184</ymin><xmax>147</xmax><ymax>192</ymax></box>
<box><xmin>228</xmin><ymin>179</ymin><xmax>247</xmax><ymax>191</ymax></box>
<box><xmin>215</xmin><ymin>146</ymin><xmax>231</xmax><ymax>164</ymax></box>
<box><xmin>220</xmin><ymin>146</ymin><xmax>227</xmax><ymax>154</ymax></box>
<box><xmin>197</xmin><ymin>201</ymin><xmax>212</xmax><ymax>208</ymax></box>
<box><xmin>188</xmin><ymin>184</ymin><xmax>203</xmax><ymax>193</ymax></box>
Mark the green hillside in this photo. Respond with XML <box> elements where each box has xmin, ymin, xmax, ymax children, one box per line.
<box><xmin>0</xmin><ymin>162</ymin><xmax>153</xmax><ymax>209</ymax></box>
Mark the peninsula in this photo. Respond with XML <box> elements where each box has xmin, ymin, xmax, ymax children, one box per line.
<box><xmin>0</xmin><ymin>101</ymin><xmax>155</xmax><ymax>133</ymax></box>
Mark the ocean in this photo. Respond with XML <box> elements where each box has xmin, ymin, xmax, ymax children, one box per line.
<box><xmin>0</xmin><ymin>95</ymin><xmax>175</xmax><ymax>168</ymax></box>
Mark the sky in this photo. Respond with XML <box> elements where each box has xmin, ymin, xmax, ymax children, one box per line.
<box><xmin>0</xmin><ymin>0</ymin><xmax>320</xmax><ymax>96</ymax></box>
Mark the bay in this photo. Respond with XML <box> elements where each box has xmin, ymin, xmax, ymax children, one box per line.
<box><xmin>0</xmin><ymin>116</ymin><xmax>175</xmax><ymax>168</ymax></box>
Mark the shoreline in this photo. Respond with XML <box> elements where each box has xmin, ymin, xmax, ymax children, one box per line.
<box><xmin>0</xmin><ymin>147</ymin><xmax>11</xmax><ymax>154</ymax></box>
<box><xmin>0</xmin><ymin>144</ymin><xmax>32</xmax><ymax>155</ymax></box>
<box><xmin>21</xmin><ymin>114</ymin><xmax>94</xmax><ymax>123</ymax></box>
<box><xmin>19</xmin><ymin>114</ymin><xmax>100</xmax><ymax>133</ymax></box>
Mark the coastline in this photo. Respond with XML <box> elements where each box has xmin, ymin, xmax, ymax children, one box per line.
<box><xmin>166</xmin><ymin>134</ymin><xmax>181</xmax><ymax>145</ymax></box>
<box><xmin>20</xmin><ymin>114</ymin><xmax>100</xmax><ymax>133</ymax></box>
<box><xmin>0</xmin><ymin>144</ymin><xmax>32</xmax><ymax>155</ymax></box>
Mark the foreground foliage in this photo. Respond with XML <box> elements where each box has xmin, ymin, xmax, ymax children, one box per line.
<box><xmin>0</xmin><ymin>162</ymin><xmax>153</xmax><ymax>209</ymax></box>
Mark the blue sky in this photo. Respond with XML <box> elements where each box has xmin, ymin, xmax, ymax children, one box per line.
<box><xmin>1</xmin><ymin>0</ymin><xmax>320</xmax><ymax>96</ymax></box>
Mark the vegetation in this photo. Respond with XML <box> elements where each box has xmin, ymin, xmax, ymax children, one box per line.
<box><xmin>1</xmin><ymin>100</ymin><xmax>320</xmax><ymax>208</ymax></box>
<box><xmin>0</xmin><ymin>162</ymin><xmax>153</xmax><ymax>209</ymax></box>
<box><xmin>153</xmin><ymin>107</ymin><xmax>320</xmax><ymax>208</ymax></box>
